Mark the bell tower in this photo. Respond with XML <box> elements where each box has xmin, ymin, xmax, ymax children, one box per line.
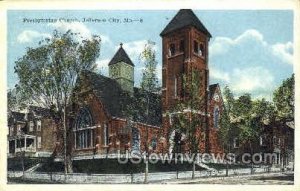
<box><xmin>160</xmin><ymin>9</ymin><xmax>212</xmax><ymax>151</ymax></box>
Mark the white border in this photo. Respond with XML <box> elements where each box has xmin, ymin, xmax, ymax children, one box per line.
<box><xmin>0</xmin><ymin>0</ymin><xmax>299</xmax><ymax>190</ymax></box>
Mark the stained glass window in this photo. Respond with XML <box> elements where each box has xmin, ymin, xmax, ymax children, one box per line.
<box><xmin>74</xmin><ymin>107</ymin><xmax>94</xmax><ymax>149</ymax></box>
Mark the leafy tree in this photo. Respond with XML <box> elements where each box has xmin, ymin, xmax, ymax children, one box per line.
<box><xmin>14</xmin><ymin>30</ymin><xmax>101</xmax><ymax>173</ymax></box>
<box><xmin>138</xmin><ymin>41</ymin><xmax>160</xmax><ymax>183</ymax></box>
<box><xmin>219</xmin><ymin>86</ymin><xmax>278</xmax><ymax>171</ymax></box>
<box><xmin>7</xmin><ymin>88</ymin><xmax>28</xmax><ymax>111</ymax></box>
<box><xmin>273</xmin><ymin>74</ymin><xmax>294</xmax><ymax>123</ymax></box>
<box><xmin>7</xmin><ymin>89</ymin><xmax>18</xmax><ymax>111</ymax></box>
<box><xmin>273</xmin><ymin>74</ymin><xmax>294</xmax><ymax>167</ymax></box>
<box><xmin>170</xmin><ymin>70</ymin><xmax>205</xmax><ymax>179</ymax></box>
<box><xmin>218</xmin><ymin>86</ymin><xmax>236</xmax><ymax>151</ymax></box>
<box><xmin>140</xmin><ymin>41</ymin><xmax>160</xmax><ymax>92</ymax></box>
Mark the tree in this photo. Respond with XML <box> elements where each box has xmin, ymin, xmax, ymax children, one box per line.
<box><xmin>7</xmin><ymin>88</ymin><xmax>28</xmax><ymax>111</ymax></box>
<box><xmin>273</xmin><ymin>74</ymin><xmax>294</xmax><ymax>124</ymax></box>
<box><xmin>140</xmin><ymin>41</ymin><xmax>160</xmax><ymax>92</ymax></box>
<box><xmin>14</xmin><ymin>30</ymin><xmax>101</xmax><ymax>174</ymax></box>
<box><xmin>219</xmin><ymin>86</ymin><xmax>278</xmax><ymax>171</ymax></box>
<box><xmin>138</xmin><ymin>41</ymin><xmax>160</xmax><ymax>183</ymax></box>
<box><xmin>218</xmin><ymin>86</ymin><xmax>237</xmax><ymax>176</ymax></box>
<box><xmin>7</xmin><ymin>89</ymin><xmax>18</xmax><ymax>111</ymax></box>
<box><xmin>273</xmin><ymin>74</ymin><xmax>294</xmax><ymax>168</ymax></box>
<box><xmin>170</xmin><ymin>70</ymin><xmax>205</xmax><ymax>179</ymax></box>
<box><xmin>218</xmin><ymin>86</ymin><xmax>236</xmax><ymax>151</ymax></box>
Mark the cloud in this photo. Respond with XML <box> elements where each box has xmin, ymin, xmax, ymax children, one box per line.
<box><xmin>210</xmin><ymin>66</ymin><xmax>230</xmax><ymax>83</ymax></box>
<box><xmin>210</xmin><ymin>29</ymin><xmax>267</xmax><ymax>57</ymax></box>
<box><xmin>17</xmin><ymin>30</ymin><xmax>51</xmax><ymax>43</ymax></box>
<box><xmin>49</xmin><ymin>21</ymin><xmax>92</xmax><ymax>40</ymax></box>
<box><xmin>271</xmin><ymin>42</ymin><xmax>293</xmax><ymax>65</ymax></box>
<box><xmin>209</xmin><ymin>29</ymin><xmax>293</xmax><ymax>100</ymax></box>
<box><xmin>118</xmin><ymin>40</ymin><xmax>159</xmax><ymax>63</ymax></box>
<box><xmin>48</xmin><ymin>21</ymin><xmax>111</xmax><ymax>45</ymax></box>
<box><xmin>231</xmin><ymin>67</ymin><xmax>274</xmax><ymax>93</ymax></box>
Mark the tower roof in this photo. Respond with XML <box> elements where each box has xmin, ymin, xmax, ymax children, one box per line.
<box><xmin>108</xmin><ymin>43</ymin><xmax>135</xmax><ymax>66</ymax></box>
<box><xmin>160</xmin><ymin>9</ymin><xmax>212</xmax><ymax>38</ymax></box>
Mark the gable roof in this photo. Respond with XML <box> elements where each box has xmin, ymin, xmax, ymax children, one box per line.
<box><xmin>209</xmin><ymin>84</ymin><xmax>219</xmax><ymax>101</ymax></box>
<box><xmin>78</xmin><ymin>70</ymin><xmax>161</xmax><ymax>126</ymax></box>
<box><xmin>108</xmin><ymin>44</ymin><xmax>135</xmax><ymax>66</ymax></box>
<box><xmin>160</xmin><ymin>9</ymin><xmax>212</xmax><ymax>38</ymax></box>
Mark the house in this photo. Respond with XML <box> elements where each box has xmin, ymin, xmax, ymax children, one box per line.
<box><xmin>7</xmin><ymin>106</ymin><xmax>56</xmax><ymax>158</ymax></box>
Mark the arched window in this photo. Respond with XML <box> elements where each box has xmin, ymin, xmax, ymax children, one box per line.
<box><xmin>214</xmin><ymin>107</ymin><xmax>219</xmax><ymax>128</ymax></box>
<box><xmin>131</xmin><ymin>127</ymin><xmax>140</xmax><ymax>152</ymax></box>
<box><xmin>74</xmin><ymin>107</ymin><xmax>94</xmax><ymax>149</ymax></box>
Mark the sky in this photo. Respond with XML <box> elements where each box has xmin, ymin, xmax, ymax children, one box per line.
<box><xmin>7</xmin><ymin>10</ymin><xmax>294</xmax><ymax>100</ymax></box>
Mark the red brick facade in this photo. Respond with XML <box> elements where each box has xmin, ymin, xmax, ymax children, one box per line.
<box><xmin>69</xmin><ymin>9</ymin><xmax>225</xmax><ymax>158</ymax></box>
<box><xmin>162</xmin><ymin>26</ymin><xmax>223</xmax><ymax>153</ymax></box>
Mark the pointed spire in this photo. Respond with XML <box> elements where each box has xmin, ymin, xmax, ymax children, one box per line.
<box><xmin>160</xmin><ymin>9</ymin><xmax>212</xmax><ymax>37</ymax></box>
<box><xmin>108</xmin><ymin>43</ymin><xmax>134</xmax><ymax>66</ymax></box>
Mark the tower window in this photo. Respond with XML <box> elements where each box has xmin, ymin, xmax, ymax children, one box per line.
<box><xmin>179</xmin><ymin>40</ymin><xmax>185</xmax><ymax>52</ymax></box>
<box><xmin>169</xmin><ymin>43</ymin><xmax>176</xmax><ymax>56</ymax></box>
<box><xmin>199</xmin><ymin>43</ymin><xmax>205</xmax><ymax>57</ymax></box>
<box><xmin>193</xmin><ymin>40</ymin><xmax>205</xmax><ymax>57</ymax></box>
<box><xmin>193</xmin><ymin>41</ymin><xmax>199</xmax><ymax>54</ymax></box>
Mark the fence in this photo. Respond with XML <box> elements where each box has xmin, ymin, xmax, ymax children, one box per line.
<box><xmin>8</xmin><ymin>166</ymin><xmax>282</xmax><ymax>184</ymax></box>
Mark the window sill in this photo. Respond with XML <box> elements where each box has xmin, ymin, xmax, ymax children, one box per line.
<box><xmin>193</xmin><ymin>52</ymin><xmax>205</xmax><ymax>60</ymax></box>
<box><xmin>167</xmin><ymin>52</ymin><xmax>184</xmax><ymax>59</ymax></box>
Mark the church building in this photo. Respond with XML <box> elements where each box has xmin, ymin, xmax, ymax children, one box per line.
<box><xmin>68</xmin><ymin>9</ymin><xmax>224</xmax><ymax>159</ymax></box>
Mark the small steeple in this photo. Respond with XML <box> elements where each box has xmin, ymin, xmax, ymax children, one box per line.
<box><xmin>108</xmin><ymin>43</ymin><xmax>135</xmax><ymax>93</ymax></box>
<box><xmin>108</xmin><ymin>43</ymin><xmax>134</xmax><ymax>66</ymax></box>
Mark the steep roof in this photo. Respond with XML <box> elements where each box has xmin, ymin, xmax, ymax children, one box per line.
<box><xmin>108</xmin><ymin>44</ymin><xmax>134</xmax><ymax>66</ymax></box>
<box><xmin>160</xmin><ymin>9</ymin><xmax>212</xmax><ymax>37</ymax></box>
<box><xmin>78</xmin><ymin>70</ymin><xmax>161</xmax><ymax>126</ymax></box>
<box><xmin>208</xmin><ymin>84</ymin><xmax>219</xmax><ymax>101</ymax></box>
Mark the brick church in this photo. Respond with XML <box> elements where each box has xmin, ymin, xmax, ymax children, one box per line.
<box><xmin>68</xmin><ymin>9</ymin><xmax>223</xmax><ymax>158</ymax></box>
<box><xmin>7</xmin><ymin>9</ymin><xmax>224</xmax><ymax>159</ymax></box>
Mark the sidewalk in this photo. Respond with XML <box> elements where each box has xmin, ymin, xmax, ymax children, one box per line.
<box><xmin>161</xmin><ymin>172</ymin><xmax>294</xmax><ymax>185</ymax></box>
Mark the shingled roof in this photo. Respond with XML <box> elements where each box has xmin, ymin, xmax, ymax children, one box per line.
<box><xmin>78</xmin><ymin>70</ymin><xmax>161</xmax><ymax>126</ymax></box>
<box><xmin>108</xmin><ymin>44</ymin><xmax>135</xmax><ymax>66</ymax></box>
<box><xmin>160</xmin><ymin>9</ymin><xmax>212</xmax><ymax>37</ymax></box>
